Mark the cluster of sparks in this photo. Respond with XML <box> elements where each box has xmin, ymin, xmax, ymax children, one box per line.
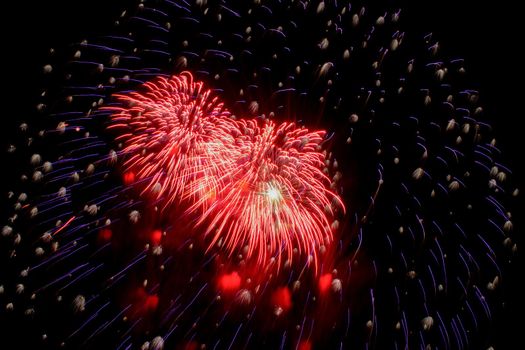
<box><xmin>0</xmin><ymin>0</ymin><xmax>519</xmax><ymax>349</ymax></box>
<box><xmin>106</xmin><ymin>72</ymin><xmax>344</xmax><ymax>269</ymax></box>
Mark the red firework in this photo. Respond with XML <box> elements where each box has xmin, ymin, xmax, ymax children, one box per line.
<box><xmin>107</xmin><ymin>72</ymin><xmax>344</xmax><ymax>270</ymax></box>
<box><xmin>198</xmin><ymin>119</ymin><xmax>344</xmax><ymax>270</ymax></box>
<box><xmin>105</xmin><ymin>72</ymin><xmax>239</xmax><ymax>209</ymax></box>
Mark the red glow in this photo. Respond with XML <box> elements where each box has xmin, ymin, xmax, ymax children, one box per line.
<box><xmin>217</xmin><ymin>271</ymin><xmax>241</xmax><ymax>293</ymax></box>
<box><xmin>123</xmin><ymin>171</ymin><xmax>135</xmax><ymax>185</ymax></box>
<box><xmin>98</xmin><ymin>228</ymin><xmax>112</xmax><ymax>241</ymax></box>
<box><xmin>272</xmin><ymin>287</ymin><xmax>292</xmax><ymax>311</ymax></box>
<box><xmin>132</xmin><ymin>288</ymin><xmax>159</xmax><ymax>314</ymax></box>
<box><xmin>319</xmin><ymin>273</ymin><xmax>333</xmax><ymax>294</ymax></box>
<box><xmin>145</xmin><ymin>294</ymin><xmax>159</xmax><ymax>311</ymax></box>
<box><xmin>298</xmin><ymin>341</ymin><xmax>312</xmax><ymax>350</ymax></box>
<box><xmin>150</xmin><ymin>229</ymin><xmax>162</xmax><ymax>245</ymax></box>
<box><xmin>183</xmin><ymin>342</ymin><xmax>199</xmax><ymax>350</ymax></box>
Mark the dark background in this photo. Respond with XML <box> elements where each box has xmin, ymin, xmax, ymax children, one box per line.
<box><xmin>1</xmin><ymin>0</ymin><xmax>523</xmax><ymax>174</ymax></box>
<box><xmin>1</xmin><ymin>0</ymin><xmax>522</xmax><ymax>348</ymax></box>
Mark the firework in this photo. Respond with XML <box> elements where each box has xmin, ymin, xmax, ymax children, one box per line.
<box><xmin>0</xmin><ymin>1</ymin><xmax>519</xmax><ymax>349</ymax></box>
<box><xmin>105</xmin><ymin>73</ymin><xmax>239</xmax><ymax>210</ymax></box>
<box><xmin>197</xmin><ymin>119</ymin><xmax>344</xmax><ymax>270</ymax></box>
<box><xmin>106</xmin><ymin>72</ymin><xmax>344</xmax><ymax>269</ymax></box>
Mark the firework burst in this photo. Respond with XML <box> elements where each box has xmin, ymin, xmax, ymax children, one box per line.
<box><xmin>197</xmin><ymin>119</ymin><xmax>344</xmax><ymax>270</ymax></box>
<box><xmin>106</xmin><ymin>72</ymin><xmax>344</xmax><ymax>269</ymax></box>
<box><xmin>105</xmin><ymin>72</ymin><xmax>238</xmax><ymax>210</ymax></box>
<box><xmin>0</xmin><ymin>1</ymin><xmax>519</xmax><ymax>349</ymax></box>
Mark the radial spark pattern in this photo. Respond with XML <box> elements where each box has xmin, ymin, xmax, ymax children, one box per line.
<box><xmin>106</xmin><ymin>73</ymin><xmax>238</xmax><ymax>209</ymax></box>
<box><xmin>198</xmin><ymin>119</ymin><xmax>344</xmax><ymax>269</ymax></box>
<box><xmin>0</xmin><ymin>1</ymin><xmax>519</xmax><ymax>349</ymax></box>
<box><xmin>107</xmin><ymin>72</ymin><xmax>344</xmax><ymax>268</ymax></box>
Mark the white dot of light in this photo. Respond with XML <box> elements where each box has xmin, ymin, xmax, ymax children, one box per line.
<box><xmin>266</xmin><ymin>184</ymin><xmax>283</xmax><ymax>202</ymax></box>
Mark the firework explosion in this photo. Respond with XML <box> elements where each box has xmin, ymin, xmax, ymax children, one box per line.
<box><xmin>0</xmin><ymin>1</ymin><xmax>520</xmax><ymax>349</ymax></box>
<box><xmin>107</xmin><ymin>72</ymin><xmax>344</xmax><ymax>268</ymax></box>
<box><xmin>106</xmin><ymin>72</ymin><xmax>239</xmax><ymax>211</ymax></box>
